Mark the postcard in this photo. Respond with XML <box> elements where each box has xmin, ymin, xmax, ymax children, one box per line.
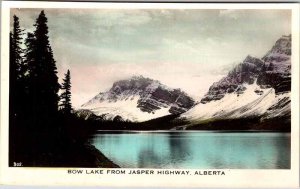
<box><xmin>0</xmin><ymin>1</ymin><xmax>299</xmax><ymax>187</ymax></box>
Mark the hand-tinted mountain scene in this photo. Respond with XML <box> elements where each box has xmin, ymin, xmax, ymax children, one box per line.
<box><xmin>9</xmin><ymin>8</ymin><xmax>291</xmax><ymax>169</ymax></box>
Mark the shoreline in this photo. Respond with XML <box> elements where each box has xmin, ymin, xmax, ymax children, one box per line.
<box><xmin>93</xmin><ymin>129</ymin><xmax>291</xmax><ymax>133</ymax></box>
<box><xmin>83</xmin><ymin>142</ymin><xmax>120</xmax><ymax>168</ymax></box>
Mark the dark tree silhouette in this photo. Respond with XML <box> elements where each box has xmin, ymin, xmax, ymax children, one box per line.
<box><xmin>9</xmin><ymin>15</ymin><xmax>26</xmax><ymax>166</ymax></box>
<box><xmin>10</xmin><ymin>16</ymin><xmax>23</xmax><ymax>86</ymax></box>
<box><xmin>24</xmin><ymin>32</ymin><xmax>35</xmax><ymax>76</ymax></box>
<box><xmin>22</xmin><ymin>32</ymin><xmax>37</xmax><ymax>123</ymax></box>
<box><xmin>9</xmin><ymin>15</ymin><xmax>24</xmax><ymax>124</ymax></box>
<box><xmin>9</xmin><ymin>11</ymin><xmax>63</xmax><ymax>166</ymax></box>
<box><xmin>27</xmin><ymin>10</ymin><xmax>60</xmax><ymax>125</ymax></box>
<box><xmin>11</xmin><ymin>15</ymin><xmax>23</xmax><ymax>78</ymax></box>
<box><xmin>9</xmin><ymin>32</ymin><xmax>16</xmax><ymax>117</ymax></box>
<box><xmin>60</xmin><ymin>69</ymin><xmax>72</xmax><ymax>114</ymax></box>
<box><xmin>9</xmin><ymin>11</ymin><xmax>114</xmax><ymax>168</ymax></box>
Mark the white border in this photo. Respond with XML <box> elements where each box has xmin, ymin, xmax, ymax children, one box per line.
<box><xmin>1</xmin><ymin>1</ymin><xmax>299</xmax><ymax>187</ymax></box>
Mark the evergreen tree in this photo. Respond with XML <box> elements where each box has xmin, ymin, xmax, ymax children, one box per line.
<box><xmin>60</xmin><ymin>70</ymin><xmax>72</xmax><ymax>114</ymax></box>
<box><xmin>9</xmin><ymin>15</ymin><xmax>26</xmax><ymax>166</ymax></box>
<box><xmin>9</xmin><ymin>32</ymin><xmax>16</xmax><ymax>93</ymax></box>
<box><xmin>22</xmin><ymin>32</ymin><xmax>37</xmax><ymax>120</ymax></box>
<box><xmin>10</xmin><ymin>32</ymin><xmax>16</xmax><ymax>87</ymax></box>
<box><xmin>9</xmin><ymin>15</ymin><xmax>24</xmax><ymax>120</ymax></box>
<box><xmin>28</xmin><ymin>10</ymin><xmax>60</xmax><ymax>122</ymax></box>
<box><xmin>24</xmin><ymin>32</ymin><xmax>35</xmax><ymax>79</ymax></box>
<box><xmin>11</xmin><ymin>15</ymin><xmax>23</xmax><ymax>79</ymax></box>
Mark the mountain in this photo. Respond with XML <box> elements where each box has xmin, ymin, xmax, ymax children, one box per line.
<box><xmin>181</xmin><ymin>35</ymin><xmax>291</xmax><ymax>127</ymax></box>
<box><xmin>80</xmin><ymin>76</ymin><xmax>195</xmax><ymax>122</ymax></box>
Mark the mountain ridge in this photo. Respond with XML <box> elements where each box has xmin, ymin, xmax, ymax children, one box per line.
<box><xmin>181</xmin><ymin>35</ymin><xmax>291</xmax><ymax>128</ymax></box>
<box><xmin>76</xmin><ymin>35</ymin><xmax>291</xmax><ymax>131</ymax></box>
<box><xmin>80</xmin><ymin>75</ymin><xmax>195</xmax><ymax>122</ymax></box>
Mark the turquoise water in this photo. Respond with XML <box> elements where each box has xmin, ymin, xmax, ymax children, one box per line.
<box><xmin>89</xmin><ymin>131</ymin><xmax>290</xmax><ymax>169</ymax></box>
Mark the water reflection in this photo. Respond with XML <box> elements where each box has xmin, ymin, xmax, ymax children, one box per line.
<box><xmin>138</xmin><ymin>149</ymin><xmax>161</xmax><ymax>168</ymax></box>
<box><xmin>167</xmin><ymin>132</ymin><xmax>191</xmax><ymax>167</ymax></box>
<box><xmin>274</xmin><ymin>135</ymin><xmax>291</xmax><ymax>168</ymax></box>
<box><xmin>89</xmin><ymin>131</ymin><xmax>290</xmax><ymax>169</ymax></box>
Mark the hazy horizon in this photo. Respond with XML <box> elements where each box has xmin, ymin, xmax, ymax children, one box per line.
<box><xmin>10</xmin><ymin>8</ymin><xmax>291</xmax><ymax>107</ymax></box>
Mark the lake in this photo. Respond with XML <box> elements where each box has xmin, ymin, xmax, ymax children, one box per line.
<box><xmin>89</xmin><ymin>131</ymin><xmax>290</xmax><ymax>169</ymax></box>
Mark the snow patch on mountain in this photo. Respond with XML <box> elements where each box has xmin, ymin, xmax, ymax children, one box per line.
<box><xmin>81</xmin><ymin>75</ymin><xmax>195</xmax><ymax>122</ymax></box>
<box><xmin>182</xmin><ymin>82</ymin><xmax>290</xmax><ymax>121</ymax></box>
<box><xmin>182</xmin><ymin>35</ymin><xmax>291</xmax><ymax>123</ymax></box>
<box><xmin>83</xmin><ymin>96</ymin><xmax>171</xmax><ymax>122</ymax></box>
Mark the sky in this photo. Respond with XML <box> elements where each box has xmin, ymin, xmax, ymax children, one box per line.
<box><xmin>10</xmin><ymin>8</ymin><xmax>291</xmax><ymax>108</ymax></box>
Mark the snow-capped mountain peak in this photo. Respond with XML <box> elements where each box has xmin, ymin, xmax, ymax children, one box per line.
<box><xmin>182</xmin><ymin>35</ymin><xmax>291</xmax><ymax>124</ymax></box>
<box><xmin>201</xmin><ymin>35</ymin><xmax>291</xmax><ymax>104</ymax></box>
<box><xmin>263</xmin><ymin>34</ymin><xmax>291</xmax><ymax>63</ymax></box>
<box><xmin>81</xmin><ymin>75</ymin><xmax>195</xmax><ymax>122</ymax></box>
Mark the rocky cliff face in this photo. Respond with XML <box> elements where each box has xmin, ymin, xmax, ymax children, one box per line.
<box><xmin>201</xmin><ymin>35</ymin><xmax>291</xmax><ymax>104</ymax></box>
<box><xmin>181</xmin><ymin>35</ymin><xmax>291</xmax><ymax>124</ymax></box>
<box><xmin>81</xmin><ymin>76</ymin><xmax>195</xmax><ymax>122</ymax></box>
<box><xmin>258</xmin><ymin>35</ymin><xmax>291</xmax><ymax>93</ymax></box>
<box><xmin>201</xmin><ymin>56</ymin><xmax>264</xmax><ymax>103</ymax></box>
